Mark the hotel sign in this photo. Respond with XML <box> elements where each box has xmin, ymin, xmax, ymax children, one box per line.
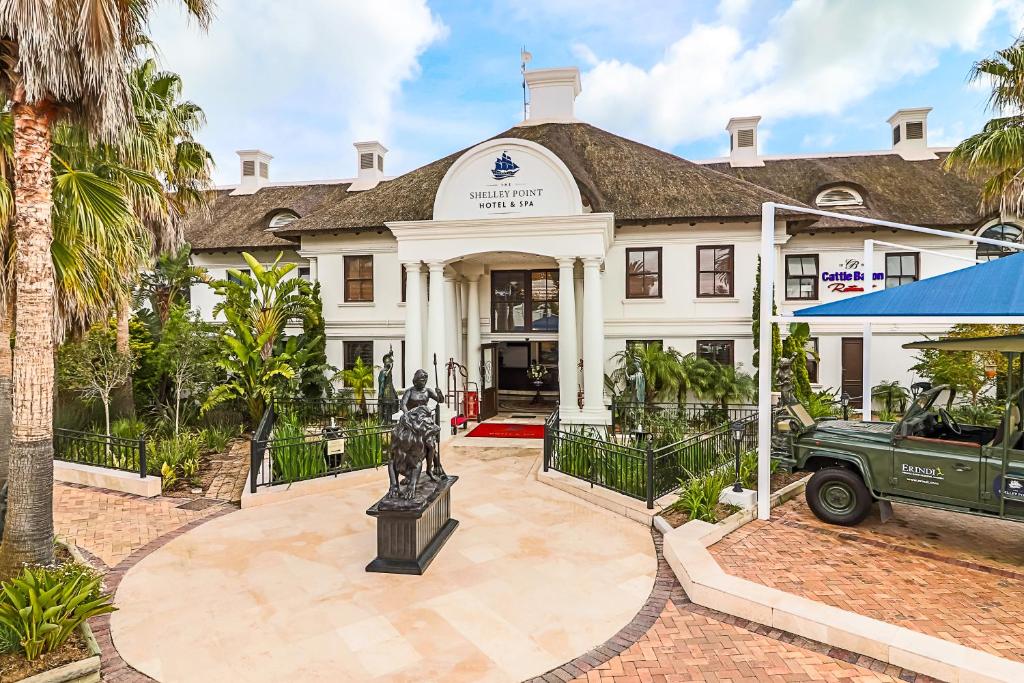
<box><xmin>433</xmin><ymin>139</ymin><xmax>583</xmax><ymax>220</ymax></box>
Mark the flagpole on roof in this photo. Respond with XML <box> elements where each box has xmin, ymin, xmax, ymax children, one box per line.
<box><xmin>521</xmin><ymin>47</ymin><xmax>532</xmax><ymax>121</ymax></box>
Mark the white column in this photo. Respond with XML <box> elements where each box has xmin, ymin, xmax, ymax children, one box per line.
<box><xmin>459</xmin><ymin>280</ymin><xmax>469</xmax><ymax>366</ymax></box>
<box><xmin>307</xmin><ymin>256</ymin><xmax>319</xmax><ymax>282</ymax></box>
<box><xmin>557</xmin><ymin>257</ymin><xmax>579</xmax><ymax>419</ymax></box>
<box><xmin>402</xmin><ymin>261</ymin><xmax>423</xmax><ymax>385</ymax></box>
<box><xmin>466</xmin><ymin>273</ymin><xmax>482</xmax><ymax>389</ymax></box>
<box><xmin>581</xmin><ymin>257</ymin><xmax>606</xmax><ymax>420</ymax></box>
<box><xmin>757</xmin><ymin>203</ymin><xmax>776</xmax><ymax>521</ymax></box>
<box><xmin>427</xmin><ymin>262</ymin><xmax>447</xmax><ymax>386</ymax></box>
<box><xmin>574</xmin><ymin>263</ymin><xmax>584</xmax><ymax>373</ymax></box>
<box><xmin>419</xmin><ymin>267</ymin><xmax>430</xmax><ymax>369</ymax></box>
<box><xmin>862</xmin><ymin>240</ymin><xmax>874</xmax><ymax>421</ymax></box>
<box><xmin>444</xmin><ymin>271</ymin><xmax>460</xmax><ymax>371</ymax></box>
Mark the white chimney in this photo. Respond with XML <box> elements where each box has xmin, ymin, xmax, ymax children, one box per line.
<box><xmin>348</xmin><ymin>141</ymin><xmax>388</xmax><ymax>192</ymax></box>
<box><xmin>887</xmin><ymin>108</ymin><xmax>937</xmax><ymax>161</ymax></box>
<box><xmin>231</xmin><ymin>149</ymin><xmax>272</xmax><ymax>195</ymax></box>
<box><xmin>726</xmin><ymin>116</ymin><xmax>763</xmax><ymax>167</ymax></box>
<box><xmin>521</xmin><ymin>67</ymin><xmax>581</xmax><ymax>125</ymax></box>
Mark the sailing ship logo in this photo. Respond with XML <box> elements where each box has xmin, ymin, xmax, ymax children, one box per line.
<box><xmin>491</xmin><ymin>151</ymin><xmax>520</xmax><ymax>180</ymax></box>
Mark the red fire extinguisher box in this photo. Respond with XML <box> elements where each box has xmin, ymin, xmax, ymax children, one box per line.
<box><xmin>465</xmin><ymin>391</ymin><xmax>479</xmax><ymax>420</ymax></box>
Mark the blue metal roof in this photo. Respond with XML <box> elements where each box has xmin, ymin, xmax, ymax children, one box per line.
<box><xmin>794</xmin><ymin>252</ymin><xmax>1024</xmax><ymax>317</ymax></box>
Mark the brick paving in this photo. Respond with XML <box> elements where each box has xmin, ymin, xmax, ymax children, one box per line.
<box><xmin>531</xmin><ymin>532</ymin><xmax>926</xmax><ymax>683</ymax></box>
<box><xmin>55</xmin><ymin>482</ymin><xmax>230</xmax><ymax>568</ymax></box>
<box><xmin>711</xmin><ymin>497</ymin><xmax>1024</xmax><ymax>664</ymax></box>
<box><xmin>202</xmin><ymin>439</ymin><xmax>250</xmax><ymax>503</ymax></box>
<box><xmin>53</xmin><ymin>482</ymin><xmax>237</xmax><ymax>681</ymax></box>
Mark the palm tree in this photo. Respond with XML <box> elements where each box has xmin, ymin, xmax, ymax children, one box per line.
<box><xmin>945</xmin><ymin>40</ymin><xmax>1024</xmax><ymax>214</ymax></box>
<box><xmin>136</xmin><ymin>244</ymin><xmax>208</xmax><ymax>329</ymax></box>
<box><xmin>609</xmin><ymin>342</ymin><xmax>683</xmax><ymax>403</ymax></box>
<box><xmin>340</xmin><ymin>357</ymin><xmax>376</xmax><ymax>417</ymax></box>
<box><xmin>0</xmin><ymin>1</ymin><xmax>211</xmax><ymax>572</ymax></box>
<box><xmin>701</xmin><ymin>364</ymin><xmax>756</xmax><ymax>412</ymax></box>
<box><xmin>872</xmin><ymin>380</ymin><xmax>910</xmax><ymax>415</ymax></box>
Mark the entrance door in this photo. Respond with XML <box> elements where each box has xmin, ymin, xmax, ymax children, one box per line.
<box><xmin>841</xmin><ymin>338</ymin><xmax>863</xmax><ymax>408</ymax></box>
<box><xmin>479</xmin><ymin>343</ymin><xmax>498</xmax><ymax>420</ymax></box>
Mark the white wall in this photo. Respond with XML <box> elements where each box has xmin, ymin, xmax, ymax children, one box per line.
<box><xmin>192</xmin><ymin>220</ymin><xmax>984</xmax><ymax>403</ymax></box>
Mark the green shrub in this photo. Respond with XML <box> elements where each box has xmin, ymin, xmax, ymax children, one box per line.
<box><xmin>671</xmin><ymin>468</ymin><xmax>732</xmax><ymax>523</ymax></box>
<box><xmin>111</xmin><ymin>417</ymin><xmax>148</xmax><ymax>440</ymax></box>
<box><xmin>803</xmin><ymin>388</ymin><xmax>841</xmax><ymax>420</ymax></box>
<box><xmin>0</xmin><ymin>565</ymin><xmax>116</xmax><ymax>661</ymax></box>
<box><xmin>198</xmin><ymin>425</ymin><xmax>235</xmax><ymax>453</ymax></box>
<box><xmin>271</xmin><ymin>412</ymin><xmax>327</xmax><ymax>483</ymax></box>
<box><xmin>150</xmin><ymin>432</ymin><xmax>202</xmax><ymax>490</ymax></box>
<box><xmin>343</xmin><ymin>419</ymin><xmax>387</xmax><ymax>471</ymax></box>
<box><xmin>951</xmin><ymin>400</ymin><xmax>1003</xmax><ymax>427</ymax></box>
<box><xmin>0</xmin><ymin>622</ymin><xmax>19</xmax><ymax>654</ymax></box>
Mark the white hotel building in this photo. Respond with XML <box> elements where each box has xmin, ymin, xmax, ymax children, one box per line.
<box><xmin>186</xmin><ymin>66</ymin><xmax>1007</xmax><ymax>423</ymax></box>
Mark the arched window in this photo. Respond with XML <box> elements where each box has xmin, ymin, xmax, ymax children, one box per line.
<box><xmin>268</xmin><ymin>210</ymin><xmax>299</xmax><ymax>229</ymax></box>
<box><xmin>815</xmin><ymin>187</ymin><xmax>863</xmax><ymax>208</ymax></box>
<box><xmin>977</xmin><ymin>223</ymin><xmax>1024</xmax><ymax>262</ymax></box>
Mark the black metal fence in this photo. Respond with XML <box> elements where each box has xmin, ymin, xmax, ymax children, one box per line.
<box><xmin>54</xmin><ymin>428</ymin><xmax>147</xmax><ymax>477</ymax></box>
<box><xmin>651</xmin><ymin>414</ymin><xmax>757</xmax><ymax>500</ymax></box>
<box><xmin>545</xmin><ymin>408</ymin><xmax>758</xmax><ymax>508</ymax></box>
<box><xmin>250</xmin><ymin>398</ymin><xmax>398</xmax><ymax>491</ymax></box>
<box><xmin>272</xmin><ymin>396</ymin><xmax>398</xmax><ymax>430</ymax></box>
<box><xmin>544</xmin><ymin>410</ymin><xmax>653</xmax><ymax>504</ymax></box>
<box><xmin>610</xmin><ymin>402</ymin><xmax>758</xmax><ymax>438</ymax></box>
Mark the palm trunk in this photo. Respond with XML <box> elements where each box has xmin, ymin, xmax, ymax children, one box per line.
<box><xmin>0</xmin><ymin>301</ymin><xmax>13</xmax><ymax>487</ymax></box>
<box><xmin>112</xmin><ymin>303</ymin><xmax>134</xmax><ymax>419</ymax></box>
<box><xmin>0</xmin><ymin>101</ymin><xmax>56</xmax><ymax>574</ymax></box>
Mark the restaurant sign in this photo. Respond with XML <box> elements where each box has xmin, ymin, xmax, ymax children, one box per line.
<box><xmin>821</xmin><ymin>259</ymin><xmax>883</xmax><ymax>293</ymax></box>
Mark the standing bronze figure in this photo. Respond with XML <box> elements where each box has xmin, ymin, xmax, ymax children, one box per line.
<box><xmin>377</xmin><ymin>347</ymin><xmax>399</xmax><ymax>419</ymax></box>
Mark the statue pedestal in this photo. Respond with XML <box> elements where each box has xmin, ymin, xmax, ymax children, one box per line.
<box><xmin>365</xmin><ymin>475</ymin><xmax>459</xmax><ymax>575</ymax></box>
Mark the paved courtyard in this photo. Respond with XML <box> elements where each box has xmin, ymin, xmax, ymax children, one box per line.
<box><xmin>711</xmin><ymin>496</ymin><xmax>1024</xmax><ymax>664</ymax></box>
<box><xmin>109</xmin><ymin>446</ymin><xmax>657</xmax><ymax>682</ymax></box>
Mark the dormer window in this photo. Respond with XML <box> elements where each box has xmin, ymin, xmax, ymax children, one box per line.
<box><xmin>268</xmin><ymin>210</ymin><xmax>299</xmax><ymax>229</ymax></box>
<box><xmin>815</xmin><ymin>187</ymin><xmax>863</xmax><ymax>208</ymax></box>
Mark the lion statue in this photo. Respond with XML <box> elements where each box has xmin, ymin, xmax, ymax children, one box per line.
<box><xmin>387</xmin><ymin>405</ymin><xmax>443</xmax><ymax>500</ymax></box>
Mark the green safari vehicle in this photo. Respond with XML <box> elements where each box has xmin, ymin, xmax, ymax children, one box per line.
<box><xmin>773</xmin><ymin>334</ymin><xmax>1024</xmax><ymax>526</ymax></box>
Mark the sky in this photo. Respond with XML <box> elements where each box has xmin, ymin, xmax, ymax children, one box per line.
<box><xmin>149</xmin><ymin>0</ymin><xmax>1024</xmax><ymax>186</ymax></box>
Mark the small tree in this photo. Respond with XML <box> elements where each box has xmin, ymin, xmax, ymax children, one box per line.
<box><xmin>752</xmin><ymin>258</ymin><xmax>783</xmax><ymax>390</ymax></box>
<box><xmin>203</xmin><ymin>252</ymin><xmax>320</xmax><ymax>426</ymax></box>
<box><xmin>59</xmin><ymin>324</ymin><xmax>133</xmax><ymax>438</ymax></box>
<box><xmin>782</xmin><ymin>322</ymin><xmax>814</xmax><ymax>403</ymax></box>
<box><xmin>340</xmin><ymin>356</ymin><xmax>376</xmax><ymax>416</ymax></box>
<box><xmin>872</xmin><ymin>380</ymin><xmax>910</xmax><ymax>414</ymax></box>
<box><xmin>157</xmin><ymin>306</ymin><xmax>218</xmax><ymax>435</ymax></box>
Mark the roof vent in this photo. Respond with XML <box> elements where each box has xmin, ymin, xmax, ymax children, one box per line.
<box><xmin>815</xmin><ymin>187</ymin><xmax>863</xmax><ymax>208</ymax></box>
<box><xmin>725</xmin><ymin>116</ymin><xmax>763</xmax><ymax>167</ymax></box>
<box><xmin>232</xmin><ymin>150</ymin><xmax>272</xmax><ymax>195</ymax></box>
<box><xmin>520</xmin><ymin>67</ymin><xmax>581</xmax><ymax>125</ymax></box>
<box><xmin>349</xmin><ymin>141</ymin><xmax>388</xmax><ymax>192</ymax></box>
<box><xmin>886</xmin><ymin>108</ymin><xmax>936</xmax><ymax>161</ymax></box>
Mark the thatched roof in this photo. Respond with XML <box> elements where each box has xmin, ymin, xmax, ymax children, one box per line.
<box><xmin>184</xmin><ymin>183</ymin><xmax>352</xmax><ymax>251</ymax></box>
<box><xmin>704</xmin><ymin>153</ymin><xmax>988</xmax><ymax>233</ymax></box>
<box><xmin>279</xmin><ymin>123</ymin><xmax>807</xmax><ymax>235</ymax></box>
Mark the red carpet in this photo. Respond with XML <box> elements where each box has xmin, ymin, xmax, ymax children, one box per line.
<box><xmin>466</xmin><ymin>422</ymin><xmax>545</xmax><ymax>439</ymax></box>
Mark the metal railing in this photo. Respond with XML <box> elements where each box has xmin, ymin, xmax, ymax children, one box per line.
<box><xmin>251</xmin><ymin>400</ymin><xmax>395</xmax><ymax>491</ymax></box>
<box><xmin>272</xmin><ymin>396</ymin><xmax>397</xmax><ymax>430</ymax></box>
<box><xmin>651</xmin><ymin>413</ymin><xmax>758</xmax><ymax>500</ymax></box>
<box><xmin>544</xmin><ymin>407</ymin><xmax>760</xmax><ymax>508</ymax></box>
<box><xmin>610</xmin><ymin>402</ymin><xmax>758</xmax><ymax>437</ymax></box>
<box><xmin>54</xmin><ymin>428</ymin><xmax>147</xmax><ymax>477</ymax></box>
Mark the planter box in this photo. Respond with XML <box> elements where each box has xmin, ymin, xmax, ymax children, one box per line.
<box><xmin>15</xmin><ymin>621</ymin><xmax>101</xmax><ymax>683</ymax></box>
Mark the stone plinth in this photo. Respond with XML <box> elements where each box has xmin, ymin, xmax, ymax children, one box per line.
<box><xmin>365</xmin><ymin>475</ymin><xmax>459</xmax><ymax>575</ymax></box>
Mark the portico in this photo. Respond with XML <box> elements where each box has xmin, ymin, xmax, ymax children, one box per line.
<box><xmin>389</xmin><ymin>137</ymin><xmax>614</xmax><ymax>427</ymax></box>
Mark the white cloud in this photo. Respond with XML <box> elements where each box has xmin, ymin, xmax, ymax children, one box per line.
<box><xmin>149</xmin><ymin>0</ymin><xmax>447</xmax><ymax>183</ymax></box>
<box><xmin>801</xmin><ymin>132</ymin><xmax>836</xmax><ymax>149</ymax></box>
<box><xmin>576</xmin><ymin>0</ymin><xmax>1014</xmax><ymax>149</ymax></box>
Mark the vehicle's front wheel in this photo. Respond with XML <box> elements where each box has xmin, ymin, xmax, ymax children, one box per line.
<box><xmin>805</xmin><ymin>467</ymin><xmax>873</xmax><ymax>526</ymax></box>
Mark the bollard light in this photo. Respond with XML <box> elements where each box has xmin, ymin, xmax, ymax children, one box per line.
<box><xmin>730</xmin><ymin>420</ymin><xmax>744</xmax><ymax>493</ymax></box>
<box><xmin>840</xmin><ymin>391</ymin><xmax>850</xmax><ymax>421</ymax></box>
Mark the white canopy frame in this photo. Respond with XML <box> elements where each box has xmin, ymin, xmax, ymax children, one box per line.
<box><xmin>757</xmin><ymin>203</ymin><xmax>1024</xmax><ymax>520</ymax></box>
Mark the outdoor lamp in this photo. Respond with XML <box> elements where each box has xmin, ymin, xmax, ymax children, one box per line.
<box><xmin>985</xmin><ymin>361</ymin><xmax>998</xmax><ymax>379</ymax></box>
<box><xmin>840</xmin><ymin>391</ymin><xmax>850</xmax><ymax>420</ymax></box>
<box><xmin>730</xmin><ymin>420</ymin><xmax>745</xmax><ymax>493</ymax></box>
